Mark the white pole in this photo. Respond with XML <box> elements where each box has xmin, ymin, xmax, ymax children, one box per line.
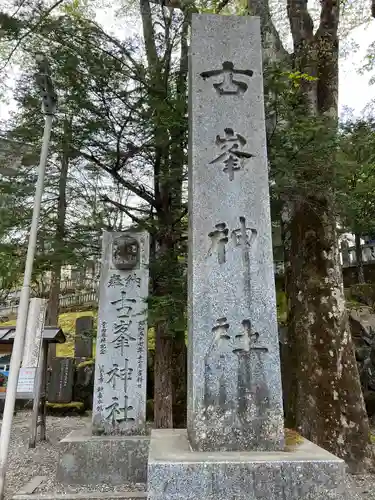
<box><xmin>0</xmin><ymin>113</ymin><xmax>53</xmax><ymax>500</ymax></box>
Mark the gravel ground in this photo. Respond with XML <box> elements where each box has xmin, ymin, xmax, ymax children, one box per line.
<box><xmin>1</xmin><ymin>411</ymin><xmax>144</xmax><ymax>499</ymax></box>
<box><xmin>1</xmin><ymin>410</ymin><xmax>375</xmax><ymax>499</ymax></box>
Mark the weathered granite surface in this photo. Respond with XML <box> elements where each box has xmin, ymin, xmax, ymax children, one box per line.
<box><xmin>187</xmin><ymin>13</ymin><xmax>283</xmax><ymax>452</ymax></box>
<box><xmin>56</xmin><ymin>429</ymin><xmax>149</xmax><ymax>485</ymax></box>
<box><xmin>92</xmin><ymin>230</ymin><xmax>149</xmax><ymax>435</ymax></box>
<box><xmin>74</xmin><ymin>316</ymin><xmax>94</xmax><ymax>360</ymax></box>
<box><xmin>13</xmin><ymin>493</ymin><xmax>147</xmax><ymax>500</ymax></box>
<box><xmin>147</xmin><ymin>429</ymin><xmax>347</xmax><ymax>500</ymax></box>
<box><xmin>22</xmin><ymin>298</ymin><xmax>47</xmax><ymax>368</ymax></box>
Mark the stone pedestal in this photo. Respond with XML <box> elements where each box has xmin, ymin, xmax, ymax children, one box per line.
<box><xmin>57</xmin><ymin>230</ymin><xmax>150</xmax><ymax>489</ymax></box>
<box><xmin>148</xmin><ymin>430</ymin><xmax>347</xmax><ymax>500</ymax></box>
<box><xmin>57</xmin><ymin>429</ymin><xmax>149</xmax><ymax>486</ymax></box>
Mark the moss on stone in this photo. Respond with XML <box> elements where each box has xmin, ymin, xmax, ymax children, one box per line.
<box><xmin>46</xmin><ymin>401</ymin><xmax>85</xmax><ymax>412</ymax></box>
<box><xmin>76</xmin><ymin>359</ymin><xmax>94</xmax><ymax>369</ymax></box>
<box><xmin>284</xmin><ymin>428</ymin><xmax>304</xmax><ymax>448</ymax></box>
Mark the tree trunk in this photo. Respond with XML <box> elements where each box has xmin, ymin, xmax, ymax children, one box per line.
<box><xmin>172</xmin><ymin>332</ymin><xmax>187</xmax><ymax>428</ymax></box>
<box><xmin>283</xmin><ymin>198</ymin><xmax>373</xmax><ymax>471</ymax></box>
<box><xmin>140</xmin><ymin>0</ymin><xmax>188</xmax><ymax>428</ymax></box>
<box><xmin>282</xmin><ymin>0</ymin><xmax>373</xmax><ymax>470</ymax></box>
<box><xmin>355</xmin><ymin>232</ymin><xmax>365</xmax><ymax>284</ymax></box>
<box><xmin>46</xmin><ymin>117</ymin><xmax>71</xmax><ymax>327</ymax></box>
<box><xmin>250</xmin><ymin>0</ymin><xmax>373</xmax><ymax>469</ymax></box>
<box><xmin>154</xmin><ymin>320</ymin><xmax>173</xmax><ymax>427</ymax></box>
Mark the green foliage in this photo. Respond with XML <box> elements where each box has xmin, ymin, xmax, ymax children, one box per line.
<box><xmin>336</xmin><ymin>120</ymin><xmax>375</xmax><ymax>237</ymax></box>
<box><xmin>276</xmin><ymin>290</ymin><xmax>287</xmax><ymax>323</ymax></box>
<box><xmin>77</xmin><ymin>359</ymin><xmax>94</xmax><ymax>368</ymax></box>
<box><xmin>265</xmin><ymin>65</ymin><xmax>339</xmax><ymax>208</ymax></box>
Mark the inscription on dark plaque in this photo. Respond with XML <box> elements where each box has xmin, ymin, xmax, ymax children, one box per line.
<box><xmin>47</xmin><ymin>358</ymin><xmax>74</xmax><ymax>403</ymax></box>
<box><xmin>74</xmin><ymin>316</ymin><xmax>94</xmax><ymax>360</ymax></box>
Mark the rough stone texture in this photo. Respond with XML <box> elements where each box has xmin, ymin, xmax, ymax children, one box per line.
<box><xmin>92</xmin><ymin>230</ymin><xmax>149</xmax><ymax>435</ymax></box>
<box><xmin>187</xmin><ymin>14</ymin><xmax>283</xmax><ymax>452</ymax></box>
<box><xmin>147</xmin><ymin>429</ymin><xmax>347</xmax><ymax>500</ymax></box>
<box><xmin>56</xmin><ymin>429</ymin><xmax>149</xmax><ymax>486</ymax></box>
<box><xmin>74</xmin><ymin>316</ymin><xmax>94</xmax><ymax>360</ymax></box>
<box><xmin>47</xmin><ymin>358</ymin><xmax>74</xmax><ymax>403</ymax></box>
<box><xmin>350</xmin><ymin>306</ymin><xmax>375</xmax><ymax>337</ymax></box>
<box><xmin>73</xmin><ymin>361</ymin><xmax>94</xmax><ymax>410</ymax></box>
<box><xmin>22</xmin><ymin>299</ymin><xmax>47</xmax><ymax>368</ymax></box>
<box><xmin>13</xmin><ymin>493</ymin><xmax>146</xmax><ymax>500</ymax></box>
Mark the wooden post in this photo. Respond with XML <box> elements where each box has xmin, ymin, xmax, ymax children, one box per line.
<box><xmin>28</xmin><ymin>341</ymin><xmax>48</xmax><ymax>448</ymax></box>
<box><xmin>39</xmin><ymin>341</ymin><xmax>49</xmax><ymax>441</ymax></box>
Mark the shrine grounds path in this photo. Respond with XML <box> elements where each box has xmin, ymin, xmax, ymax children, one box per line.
<box><xmin>0</xmin><ymin>410</ymin><xmax>374</xmax><ymax>499</ymax></box>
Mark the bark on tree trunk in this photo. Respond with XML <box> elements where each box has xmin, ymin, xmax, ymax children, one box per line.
<box><xmin>46</xmin><ymin>117</ymin><xmax>70</xmax><ymax>328</ymax></box>
<box><xmin>140</xmin><ymin>0</ymin><xmax>188</xmax><ymax>428</ymax></box>
<box><xmin>283</xmin><ymin>198</ymin><xmax>373</xmax><ymax>471</ymax></box>
<box><xmin>172</xmin><ymin>332</ymin><xmax>187</xmax><ymax>428</ymax></box>
<box><xmin>251</xmin><ymin>0</ymin><xmax>373</xmax><ymax>469</ymax></box>
<box><xmin>154</xmin><ymin>320</ymin><xmax>173</xmax><ymax>428</ymax></box>
<box><xmin>355</xmin><ymin>232</ymin><xmax>365</xmax><ymax>284</ymax></box>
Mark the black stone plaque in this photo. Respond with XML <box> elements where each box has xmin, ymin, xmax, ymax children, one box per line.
<box><xmin>74</xmin><ymin>316</ymin><xmax>94</xmax><ymax>359</ymax></box>
<box><xmin>47</xmin><ymin>358</ymin><xmax>74</xmax><ymax>403</ymax></box>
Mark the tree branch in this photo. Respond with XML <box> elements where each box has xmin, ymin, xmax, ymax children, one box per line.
<box><xmin>248</xmin><ymin>0</ymin><xmax>290</xmax><ymax>63</ymax></box>
<box><xmin>215</xmin><ymin>0</ymin><xmax>231</xmax><ymax>14</ymax></box>
<box><xmin>317</xmin><ymin>0</ymin><xmax>339</xmax><ymax>36</ymax></box>
<box><xmin>0</xmin><ymin>0</ymin><xmax>67</xmax><ymax>71</ymax></box>
<box><xmin>315</xmin><ymin>0</ymin><xmax>339</xmax><ymax>115</ymax></box>
<box><xmin>140</xmin><ymin>0</ymin><xmax>159</xmax><ymax>71</ymax></box>
<box><xmin>77</xmin><ymin>149</ymin><xmax>157</xmax><ymax>208</ymax></box>
<box><xmin>287</xmin><ymin>0</ymin><xmax>314</xmax><ymax>51</ymax></box>
<box><xmin>101</xmin><ymin>195</ymin><xmax>153</xmax><ymax>231</ymax></box>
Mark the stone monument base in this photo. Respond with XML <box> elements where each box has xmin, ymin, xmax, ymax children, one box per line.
<box><xmin>147</xmin><ymin>429</ymin><xmax>347</xmax><ymax>500</ymax></box>
<box><xmin>12</xmin><ymin>476</ymin><xmax>147</xmax><ymax>500</ymax></box>
<box><xmin>56</xmin><ymin>429</ymin><xmax>149</xmax><ymax>486</ymax></box>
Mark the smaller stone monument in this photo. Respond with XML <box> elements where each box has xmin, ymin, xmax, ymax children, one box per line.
<box><xmin>74</xmin><ymin>316</ymin><xmax>94</xmax><ymax>365</ymax></box>
<box><xmin>57</xmin><ymin>230</ymin><xmax>150</xmax><ymax>487</ymax></box>
<box><xmin>92</xmin><ymin>231</ymin><xmax>148</xmax><ymax>435</ymax></box>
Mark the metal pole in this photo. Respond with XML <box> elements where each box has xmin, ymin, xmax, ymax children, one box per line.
<box><xmin>0</xmin><ymin>115</ymin><xmax>53</xmax><ymax>499</ymax></box>
<box><xmin>0</xmin><ymin>56</ymin><xmax>56</xmax><ymax>498</ymax></box>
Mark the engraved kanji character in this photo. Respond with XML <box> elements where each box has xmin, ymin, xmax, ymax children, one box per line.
<box><xmin>231</xmin><ymin>216</ymin><xmax>257</xmax><ymax>250</ymax></box>
<box><xmin>105</xmin><ymin>396</ymin><xmax>123</xmax><ymax>425</ymax></box>
<box><xmin>106</xmin><ymin>364</ymin><xmax>123</xmax><ymax>389</ymax></box>
<box><xmin>111</xmin><ymin>290</ymin><xmax>136</xmax><ymax>317</ymax></box>
<box><xmin>233</xmin><ymin>319</ymin><xmax>268</xmax><ymax>355</ymax></box>
<box><xmin>107</xmin><ymin>274</ymin><xmax>124</xmax><ymax>287</ymax></box>
<box><xmin>124</xmin><ymin>274</ymin><xmax>141</xmax><ymax>288</ymax></box>
<box><xmin>210</xmin><ymin>128</ymin><xmax>254</xmax><ymax>181</ymax></box>
<box><xmin>123</xmin><ymin>395</ymin><xmax>135</xmax><ymax>422</ymax></box>
<box><xmin>208</xmin><ymin>223</ymin><xmax>229</xmax><ymax>264</ymax></box>
<box><xmin>106</xmin><ymin>361</ymin><xmax>133</xmax><ymax>390</ymax></box>
<box><xmin>200</xmin><ymin>61</ymin><xmax>253</xmax><ymax>96</ymax></box>
<box><xmin>98</xmin><ymin>365</ymin><xmax>105</xmax><ymax>383</ymax></box>
<box><xmin>212</xmin><ymin>317</ymin><xmax>230</xmax><ymax>348</ymax></box>
<box><xmin>111</xmin><ymin>320</ymin><xmax>136</xmax><ymax>356</ymax></box>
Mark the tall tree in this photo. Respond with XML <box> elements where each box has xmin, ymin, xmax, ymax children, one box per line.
<box><xmin>250</xmin><ymin>0</ymin><xmax>373</xmax><ymax>470</ymax></box>
<box><xmin>2</xmin><ymin>7</ymin><xmax>189</xmax><ymax>427</ymax></box>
